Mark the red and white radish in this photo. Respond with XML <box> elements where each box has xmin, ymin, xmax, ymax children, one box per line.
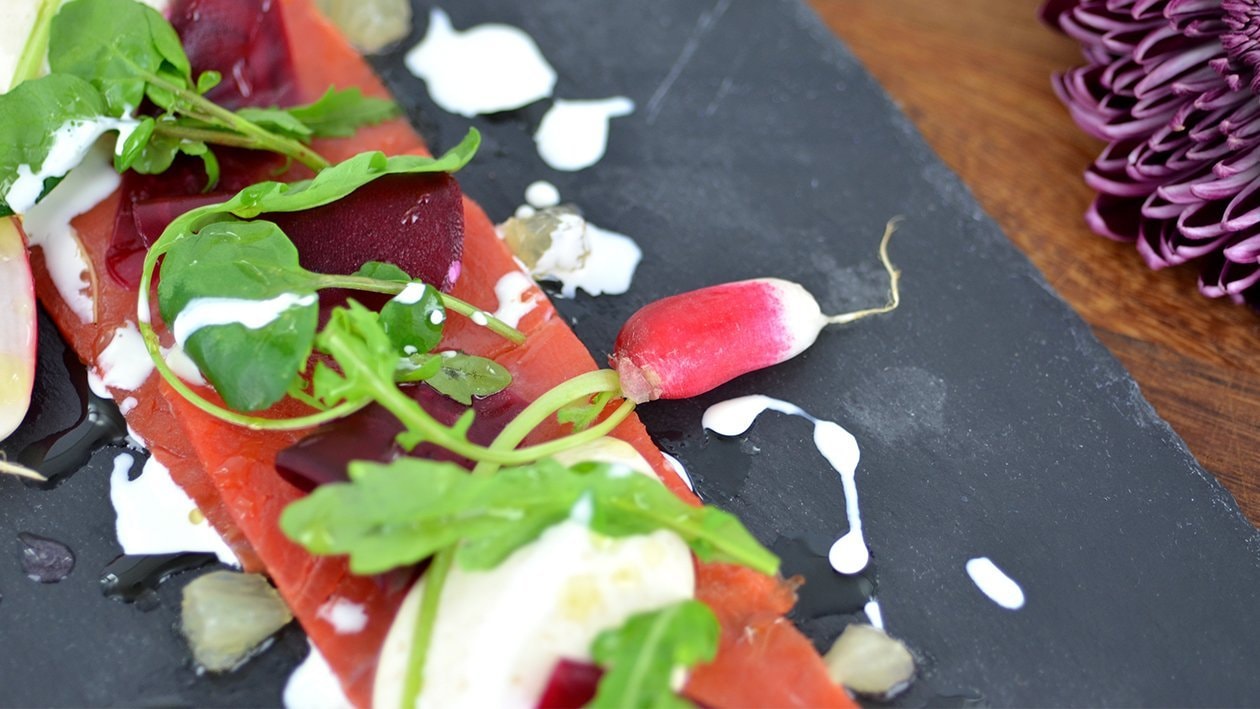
<box><xmin>0</xmin><ymin>217</ymin><xmax>37</xmax><ymax>442</ymax></box>
<box><xmin>612</xmin><ymin>219</ymin><xmax>900</xmax><ymax>403</ymax></box>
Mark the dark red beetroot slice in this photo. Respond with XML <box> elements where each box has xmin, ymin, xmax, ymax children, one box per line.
<box><xmin>109</xmin><ymin>150</ymin><xmax>288</xmax><ymax>287</ymax></box>
<box><xmin>270</xmin><ymin>172</ymin><xmax>466</xmax><ymax>300</ymax></box>
<box><xmin>276</xmin><ymin>384</ymin><xmax>528</xmax><ymax>492</ymax></box>
<box><xmin>109</xmin><ymin>0</ymin><xmax>302</xmax><ymax>287</ymax></box>
<box><xmin>170</xmin><ymin>0</ymin><xmax>300</xmax><ymax>109</ymax></box>
<box><xmin>536</xmin><ymin>660</ymin><xmax>603</xmax><ymax>709</ymax></box>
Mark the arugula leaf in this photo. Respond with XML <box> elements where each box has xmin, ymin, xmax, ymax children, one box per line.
<box><xmin>423</xmin><ymin>352</ymin><xmax>511</xmax><ymax>405</ymax></box>
<box><xmin>311</xmin><ymin>302</ymin><xmax>407</xmax><ymax>408</ymax></box>
<box><xmin>380</xmin><ymin>283</ymin><xmax>445</xmax><ymax>355</ymax></box>
<box><xmin>48</xmin><ymin>0</ymin><xmax>191</xmax><ymax>116</ymax></box>
<box><xmin>279</xmin><ymin>457</ymin><xmax>780</xmax><ymax>576</ymax></box>
<box><xmin>589</xmin><ymin>601</ymin><xmax>720</xmax><ymax>709</ymax></box>
<box><xmin>157</xmin><ymin>220</ymin><xmax>320</xmax><ymax>412</ymax></box>
<box><xmin>0</xmin><ymin>73</ymin><xmax>108</xmax><ymax>215</ymax></box>
<box><xmin>235</xmin><ymin>107</ymin><xmax>314</xmax><ymax>141</ymax></box>
<box><xmin>286</xmin><ymin>87</ymin><xmax>399</xmax><ymax>138</ymax></box>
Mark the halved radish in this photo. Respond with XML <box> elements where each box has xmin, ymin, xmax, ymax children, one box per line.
<box><xmin>0</xmin><ymin>217</ymin><xmax>37</xmax><ymax>441</ymax></box>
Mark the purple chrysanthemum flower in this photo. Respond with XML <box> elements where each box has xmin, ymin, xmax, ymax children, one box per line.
<box><xmin>1043</xmin><ymin>0</ymin><xmax>1260</xmax><ymax>305</ymax></box>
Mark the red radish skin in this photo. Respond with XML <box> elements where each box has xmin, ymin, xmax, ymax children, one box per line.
<box><xmin>0</xmin><ymin>217</ymin><xmax>36</xmax><ymax>442</ymax></box>
<box><xmin>612</xmin><ymin>220</ymin><xmax>900</xmax><ymax>403</ymax></box>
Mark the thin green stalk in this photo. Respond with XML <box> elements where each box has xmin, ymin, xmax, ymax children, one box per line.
<box><xmin>151</xmin><ymin>121</ymin><xmax>278</xmax><ymax>152</ymax></box>
<box><xmin>401</xmin><ymin>547</ymin><xmax>454</xmax><ymax>709</ymax></box>
<box><xmin>471</xmin><ymin>369</ymin><xmax>624</xmax><ymax>478</ymax></box>
<box><xmin>12</xmin><ymin>0</ymin><xmax>62</xmax><ymax>87</ymax></box>
<box><xmin>138</xmin><ymin>68</ymin><xmax>330</xmax><ymax>171</ymax></box>
<box><xmin>316</xmin><ymin>274</ymin><xmax>526</xmax><ymax>345</ymax></box>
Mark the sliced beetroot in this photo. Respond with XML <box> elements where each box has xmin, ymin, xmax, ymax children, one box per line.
<box><xmin>536</xmin><ymin>659</ymin><xmax>603</xmax><ymax>709</ymax></box>
<box><xmin>169</xmin><ymin>0</ymin><xmax>301</xmax><ymax>109</ymax></box>
<box><xmin>270</xmin><ymin>172</ymin><xmax>466</xmax><ymax>301</ymax></box>
<box><xmin>107</xmin><ymin>150</ymin><xmax>288</xmax><ymax>287</ymax></box>
<box><xmin>276</xmin><ymin>384</ymin><xmax>527</xmax><ymax>493</ymax></box>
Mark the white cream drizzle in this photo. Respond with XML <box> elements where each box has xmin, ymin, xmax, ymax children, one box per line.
<box><xmin>864</xmin><ymin>598</ymin><xmax>885</xmax><ymax>630</ymax></box>
<box><xmin>405</xmin><ymin>8</ymin><xmax>556</xmax><ymax>117</ymax></box>
<box><xmin>6</xmin><ymin>118</ymin><xmax>135</xmax><ymax>214</ymax></box>
<box><xmin>491</xmin><ymin>270</ymin><xmax>540</xmax><ymax>328</ymax></box>
<box><xmin>21</xmin><ymin>140</ymin><xmax>121</xmax><ymax>323</ymax></box>
<box><xmin>96</xmin><ymin>322</ymin><xmax>153</xmax><ymax>391</ymax></box>
<box><xmin>702</xmin><ymin>394</ymin><xmax>869</xmax><ymax>575</ymax></box>
<box><xmin>284</xmin><ymin>640</ymin><xmax>354</xmax><ymax>709</ymax></box>
<box><xmin>661</xmin><ymin>452</ymin><xmax>695</xmax><ymax>493</ymax></box>
<box><xmin>109</xmin><ymin>452</ymin><xmax>239</xmax><ymax>566</ymax></box>
<box><xmin>965</xmin><ymin>557</ymin><xmax>1025</xmax><ymax>610</ymax></box>
<box><xmin>393</xmin><ymin>282</ymin><xmax>428</xmax><ymax>305</ymax></box>
<box><xmin>171</xmin><ymin>293</ymin><xmax>317</xmax><ymax>348</ymax></box>
<box><xmin>161</xmin><ymin>343</ymin><xmax>207</xmax><ymax>386</ymax></box>
<box><xmin>534</xmin><ymin>97</ymin><xmax>635</xmax><ymax>172</ymax></box>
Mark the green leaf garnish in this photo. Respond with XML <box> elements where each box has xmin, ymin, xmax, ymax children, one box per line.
<box><xmin>48</xmin><ymin>0</ymin><xmax>191</xmax><ymax>116</ymax></box>
<box><xmin>589</xmin><ymin>601</ymin><xmax>720</xmax><ymax>709</ymax></box>
<box><xmin>380</xmin><ymin>283</ymin><xmax>445</xmax><ymax>355</ymax></box>
<box><xmin>422</xmin><ymin>352</ymin><xmax>511</xmax><ymax>406</ymax></box>
<box><xmin>279</xmin><ymin>457</ymin><xmax>779</xmax><ymax>576</ymax></box>
<box><xmin>157</xmin><ymin>220</ymin><xmax>320</xmax><ymax>412</ymax></box>
<box><xmin>285</xmin><ymin>87</ymin><xmax>400</xmax><ymax>138</ymax></box>
<box><xmin>557</xmin><ymin>390</ymin><xmax>618</xmax><ymax>432</ymax></box>
<box><xmin>352</xmin><ymin>261</ymin><xmax>412</xmax><ymax>283</ymax></box>
<box><xmin>0</xmin><ymin>73</ymin><xmax>108</xmax><ymax>214</ymax></box>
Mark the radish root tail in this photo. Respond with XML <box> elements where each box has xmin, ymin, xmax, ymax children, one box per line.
<box><xmin>826</xmin><ymin>216</ymin><xmax>902</xmax><ymax>325</ymax></box>
<box><xmin>0</xmin><ymin>456</ymin><xmax>46</xmax><ymax>481</ymax></box>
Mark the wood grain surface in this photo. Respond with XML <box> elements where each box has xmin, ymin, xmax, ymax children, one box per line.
<box><xmin>810</xmin><ymin>0</ymin><xmax>1260</xmax><ymax>524</ymax></box>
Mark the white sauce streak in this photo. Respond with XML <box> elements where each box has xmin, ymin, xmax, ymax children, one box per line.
<box><xmin>172</xmin><ymin>293</ymin><xmax>317</xmax><ymax>348</ymax></box>
<box><xmin>661</xmin><ymin>452</ymin><xmax>695</xmax><ymax>492</ymax></box>
<box><xmin>109</xmin><ymin>452</ymin><xmax>239</xmax><ymax>566</ymax></box>
<box><xmin>702</xmin><ymin>395</ymin><xmax>869</xmax><ymax>575</ymax></box>
<box><xmin>393</xmin><ymin>282</ymin><xmax>427</xmax><ymax>305</ymax></box>
<box><xmin>97</xmin><ymin>322</ymin><xmax>154</xmax><ymax>391</ymax></box>
<box><xmin>405</xmin><ymin>8</ymin><xmax>556</xmax><ymax>117</ymax></box>
<box><xmin>284</xmin><ymin>641</ymin><xmax>354</xmax><ymax>709</ymax></box>
<box><xmin>864</xmin><ymin>599</ymin><xmax>885</xmax><ymax>631</ymax></box>
<box><xmin>21</xmin><ymin>140</ymin><xmax>121</xmax><ymax>323</ymax></box>
<box><xmin>965</xmin><ymin>557</ymin><xmax>1025</xmax><ymax>610</ymax></box>
<box><xmin>162</xmin><ymin>343</ymin><xmax>207</xmax><ymax>386</ymax></box>
<box><xmin>6</xmin><ymin>119</ymin><xmax>135</xmax><ymax>214</ymax></box>
<box><xmin>535</xmin><ymin>97</ymin><xmax>635</xmax><ymax>171</ymax></box>
<box><xmin>491</xmin><ymin>270</ymin><xmax>540</xmax><ymax>328</ymax></box>
<box><xmin>317</xmin><ymin>598</ymin><xmax>369</xmax><ymax>635</ymax></box>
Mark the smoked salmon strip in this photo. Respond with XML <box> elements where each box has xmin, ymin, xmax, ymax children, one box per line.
<box><xmin>29</xmin><ymin>1</ymin><xmax>855</xmax><ymax>706</ymax></box>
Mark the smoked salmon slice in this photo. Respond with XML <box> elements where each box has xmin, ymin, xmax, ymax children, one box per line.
<box><xmin>29</xmin><ymin>0</ymin><xmax>855</xmax><ymax>706</ymax></box>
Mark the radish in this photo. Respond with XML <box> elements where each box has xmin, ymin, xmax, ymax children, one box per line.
<box><xmin>612</xmin><ymin>220</ymin><xmax>900</xmax><ymax>403</ymax></box>
<box><xmin>0</xmin><ymin>216</ymin><xmax>37</xmax><ymax>442</ymax></box>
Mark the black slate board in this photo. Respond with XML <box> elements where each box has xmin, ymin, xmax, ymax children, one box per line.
<box><xmin>4</xmin><ymin>0</ymin><xmax>1260</xmax><ymax>706</ymax></box>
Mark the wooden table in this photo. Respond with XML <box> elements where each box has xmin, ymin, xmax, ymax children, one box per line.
<box><xmin>810</xmin><ymin>0</ymin><xmax>1260</xmax><ymax>524</ymax></box>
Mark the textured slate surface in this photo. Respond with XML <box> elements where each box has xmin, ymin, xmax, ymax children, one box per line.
<box><xmin>3</xmin><ymin>0</ymin><xmax>1259</xmax><ymax>706</ymax></box>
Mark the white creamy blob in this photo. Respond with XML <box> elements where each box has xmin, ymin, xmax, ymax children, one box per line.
<box><xmin>491</xmin><ymin>270</ymin><xmax>540</xmax><ymax>328</ymax></box>
<box><xmin>393</xmin><ymin>282</ymin><xmax>428</xmax><ymax>305</ymax></box>
<box><xmin>527</xmin><ymin>213</ymin><xmax>641</xmax><ymax>298</ymax></box>
<box><xmin>317</xmin><ymin>597</ymin><xmax>368</xmax><ymax>635</ymax></box>
<box><xmin>405</xmin><ymin>8</ymin><xmax>556</xmax><ymax>117</ymax></box>
<box><xmin>702</xmin><ymin>395</ymin><xmax>870</xmax><ymax>575</ymax></box>
<box><xmin>109</xmin><ymin>452</ymin><xmax>239</xmax><ymax>566</ymax></box>
<box><xmin>284</xmin><ymin>641</ymin><xmax>354</xmax><ymax>709</ymax></box>
<box><xmin>96</xmin><ymin>322</ymin><xmax>154</xmax><ymax>391</ymax></box>
<box><xmin>374</xmin><ymin>522</ymin><xmax>694</xmax><ymax>709</ymax></box>
<box><xmin>965</xmin><ymin>557</ymin><xmax>1025</xmax><ymax>610</ymax></box>
<box><xmin>535</xmin><ymin>97</ymin><xmax>635</xmax><ymax>171</ymax></box>
<box><xmin>21</xmin><ymin>140</ymin><xmax>121</xmax><ymax>323</ymax></box>
<box><xmin>119</xmin><ymin>397</ymin><xmax>138</xmax><ymax>415</ymax></box>
<box><xmin>524</xmin><ymin>180</ymin><xmax>560</xmax><ymax>209</ymax></box>
<box><xmin>172</xmin><ymin>293</ymin><xmax>317</xmax><ymax>348</ymax></box>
